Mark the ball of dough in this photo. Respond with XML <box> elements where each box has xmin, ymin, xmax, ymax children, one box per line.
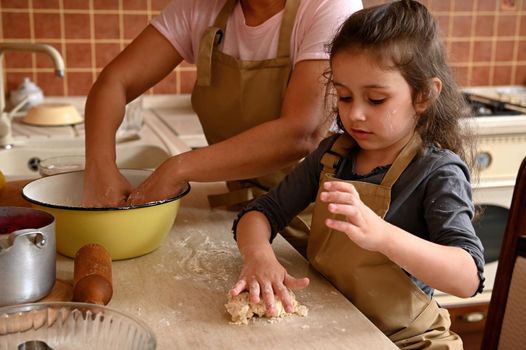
<box><xmin>225</xmin><ymin>290</ymin><xmax>308</xmax><ymax>324</ymax></box>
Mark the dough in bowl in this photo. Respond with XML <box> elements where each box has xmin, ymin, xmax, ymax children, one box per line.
<box><xmin>225</xmin><ymin>290</ymin><xmax>308</xmax><ymax>325</ymax></box>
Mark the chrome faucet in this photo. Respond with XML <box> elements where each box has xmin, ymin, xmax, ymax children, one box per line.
<box><xmin>0</xmin><ymin>42</ymin><xmax>65</xmax><ymax>149</ymax></box>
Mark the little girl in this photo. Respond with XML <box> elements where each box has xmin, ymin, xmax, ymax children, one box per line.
<box><xmin>230</xmin><ymin>1</ymin><xmax>484</xmax><ymax>348</ymax></box>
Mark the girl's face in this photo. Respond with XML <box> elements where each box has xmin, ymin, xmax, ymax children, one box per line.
<box><xmin>331</xmin><ymin>51</ymin><xmax>424</xmax><ymax>158</ymax></box>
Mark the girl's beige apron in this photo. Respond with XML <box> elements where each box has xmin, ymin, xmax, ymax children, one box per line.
<box><xmin>191</xmin><ymin>0</ymin><xmax>310</xmax><ymax>252</ymax></box>
<box><xmin>308</xmin><ymin>133</ymin><xmax>463</xmax><ymax>349</ymax></box>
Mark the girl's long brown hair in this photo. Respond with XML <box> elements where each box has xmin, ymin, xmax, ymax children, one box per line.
<box><xmin>326</xmin><ymin>0</ymin><xmax>476</xmax><ymax>171</ymax></box>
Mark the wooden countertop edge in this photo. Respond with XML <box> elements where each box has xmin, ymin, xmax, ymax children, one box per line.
<box><xmin>0</xmin><ymin>180</ymin><xmax>32</xmax><ymax>207</ymax></box>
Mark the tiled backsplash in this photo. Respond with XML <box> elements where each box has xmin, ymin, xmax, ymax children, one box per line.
<box><xmin>0</xmin><ymin>0</ymin><xmax>524</xmax><ymax>97</ymax></box>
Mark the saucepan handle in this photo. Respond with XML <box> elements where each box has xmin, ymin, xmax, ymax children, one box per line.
<box><xmin>9</xmin><ymin>229</ymin><xmax>46</xmax><ymax>248</ymax></box>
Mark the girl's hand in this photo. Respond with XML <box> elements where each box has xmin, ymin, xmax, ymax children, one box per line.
<box><xmin>229</xmin><ymin>245</ymin><xmax>309</xmax><ymax>316</ymax></box>
<box><xmin>320</xmin><ymin>181</ymin><xmax>388</xmax><ymax>252</ymax></box>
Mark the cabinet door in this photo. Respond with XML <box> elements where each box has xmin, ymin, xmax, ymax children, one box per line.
<box><xmin>448</xmin><ymin>303</ymin><xmax>488</xmax><ymax>350</ymax></box>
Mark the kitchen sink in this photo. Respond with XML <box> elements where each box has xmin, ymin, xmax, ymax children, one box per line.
<box><xmin>0</xmin><ymin>143</ymin><xmax>170</xmax><ymax>180</ymax></box>
<box><xmin>1</xmin><ymin>96</ymin><xmax>196</xmax><ymax>181</ymax></box>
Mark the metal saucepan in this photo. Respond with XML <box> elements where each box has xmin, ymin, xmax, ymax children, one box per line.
<box><xmin>0</xmin><ymin>207</ymin><xmax>56</xmax><ymax>306</ymax></box>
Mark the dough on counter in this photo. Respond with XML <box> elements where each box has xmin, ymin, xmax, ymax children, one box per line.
<box><xmin>225</xmin><ymin>290</ymin><xmax>308</xmax><ymax>325</ymax></box>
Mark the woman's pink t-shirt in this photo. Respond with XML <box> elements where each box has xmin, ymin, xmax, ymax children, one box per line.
<box><xmin>151</xmin><ymin>0</ymin><xmax>363</xmax><ymax>66</ymax></box>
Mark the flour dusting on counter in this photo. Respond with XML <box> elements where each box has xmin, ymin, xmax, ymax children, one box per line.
<box><xmin>168</xmin><ymin>232</ymin><xmax>242</xmax><ymax>289</ymax></box>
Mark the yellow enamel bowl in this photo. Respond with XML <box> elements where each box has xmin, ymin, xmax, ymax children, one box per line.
<box><xmin>21</xmin><ymin>169</ymin><xmax>190</xmax><ymax>260</ymax></box>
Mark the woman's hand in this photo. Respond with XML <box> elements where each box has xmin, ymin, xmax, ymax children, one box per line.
<box><xmin>126</xmin><ymin>158</ymin><xmax>186</xmax><ymax>205</ymax></box>
<box><xmin>83</xmin><ymin>165</ymin><xmax>133</xmax><ymax>207</ymax></box>
<box><xmin>229</xmin><ymin>243</ymin><xmax>309</xmax><ymax>316</ymax></box>
<box><xmin>320</xmin><ymin>181</ymin><xmax>388</xmax><ymax>252</ymax></box>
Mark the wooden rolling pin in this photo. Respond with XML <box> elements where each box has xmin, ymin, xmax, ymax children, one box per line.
<box><xmin>73</xmin><ymin>243</ymin><xmax>113</xmax><ymax>305</ymax></box>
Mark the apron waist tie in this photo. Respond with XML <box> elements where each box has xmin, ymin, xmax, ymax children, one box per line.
<box><xmin>390</xmin><ymin>299</ymin><xmax>461</xmax><ymax>349</ymax></box>
<box><xmin>389</xmin><ymin>299</ymin><xmax>439</xmax><ymax>342</ymax></box>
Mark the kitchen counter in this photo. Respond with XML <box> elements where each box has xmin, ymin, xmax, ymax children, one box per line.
<box><xmin>49</xmin><ymin>182</ymin><xmax>396</xmax><ymax>349</ymax></box>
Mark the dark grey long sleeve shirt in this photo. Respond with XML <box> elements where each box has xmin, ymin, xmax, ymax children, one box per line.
<box><xmin>234</xmin><ymin>134</ymin><xmax>485</xmax><ymax>297</ymax></box>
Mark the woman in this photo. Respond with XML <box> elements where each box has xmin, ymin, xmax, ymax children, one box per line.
<box><xmin>83</xmin><ymin>0</ymin><xmax>362</xmax><ymax>210</ymax></box>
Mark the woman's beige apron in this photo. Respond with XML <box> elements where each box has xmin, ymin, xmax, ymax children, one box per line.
<box><xmin>191</xmin><ymin>0</ymin><xmax>310</xmax><ymax>254</ymax></box>
<box><xmin>308</xmin><ymin>133</ymin><xmax>463</xmax><ymax>349</ymax></box>
<box><xmin>191</xmin><ymin>0</ymin><xmax>299</xmax><ymax>200</ymax></box>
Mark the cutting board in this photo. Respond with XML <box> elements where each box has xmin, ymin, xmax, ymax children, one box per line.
<box><xmin>0</xmin><ymin>179</ymin><xmax>32</xmax><ymax>207</ymax></box>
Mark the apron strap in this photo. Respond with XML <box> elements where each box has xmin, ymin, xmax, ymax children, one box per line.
<box><xmin>320</xmin><ymin>133</ymin><xmax>355</xmax><ymax>177</ymax></box>
<box><xmin>277</xmin><ymin>0</ymin><xmax>301</xmax><ymax>58</ymax></box>
<box><xmin>196</xmin><ymin>0</ymin><xmax>237</xmax><ymax>86</ymax></box>
<box><xmin>196</xmin><ymin>27</ymin><xmax>222</xmax><ymax>86</ymax></box>
<box><xmin>319</xmin><ymin>132</ymin><xmax>422</xmax><ymax>191</ymax></box>
<box><xmin>380</xmin><ymin>133</ymin><xmax>422</xmax><ymax>188</ymax></box>
<box><xmin>213</xmin><ymin>0</ymin><xmax>237</xmax><ymax>30</ymax></box>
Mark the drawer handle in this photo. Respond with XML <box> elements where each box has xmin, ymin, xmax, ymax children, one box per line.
<box><xmin>463</xmin><ymin>312</ymin><xmax>485</xmax><ymax>323</ymax></box>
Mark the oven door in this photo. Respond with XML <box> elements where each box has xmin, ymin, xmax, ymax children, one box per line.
<box><xmin>472</xmin><ymin>183</ymin><xmax>513</xmax><ymax>265</ymax></box>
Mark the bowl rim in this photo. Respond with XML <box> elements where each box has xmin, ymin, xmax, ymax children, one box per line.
<box><xmin>21</xmin><ymin>169</ymin><xmax>191</xmax><ymax>211</ymax></box>
<box><xmin>0</xmin><ymin>301</ymin><xmax>157</xmax><ymax>346</ymax></box>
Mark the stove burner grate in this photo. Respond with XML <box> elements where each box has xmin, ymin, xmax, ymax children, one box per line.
<box><xmin>464</xmin><ymin>93</ymin><xmax>524</xmax><ymax>117</ymax></box>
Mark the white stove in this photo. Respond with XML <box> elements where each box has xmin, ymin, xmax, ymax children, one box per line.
<box><xmin>465</xmin><ymin>86</ymin><xmax>526</xmax><ymax>114</ymax></box>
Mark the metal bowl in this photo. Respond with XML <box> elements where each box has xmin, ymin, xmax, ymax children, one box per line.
<box><xmin>38</xmin><ymin>155</ymin><xmax>85</xmax><ymax>177</ymax></box>
<box><xmin>0</xmin><ymin>302</ymin><xmax>156</xmax><ymax>349</ymax></box>
<box><xmin>21</xmin><ymin>169</ymin><xmax>190</xmax><ymax>260</ymax></box>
